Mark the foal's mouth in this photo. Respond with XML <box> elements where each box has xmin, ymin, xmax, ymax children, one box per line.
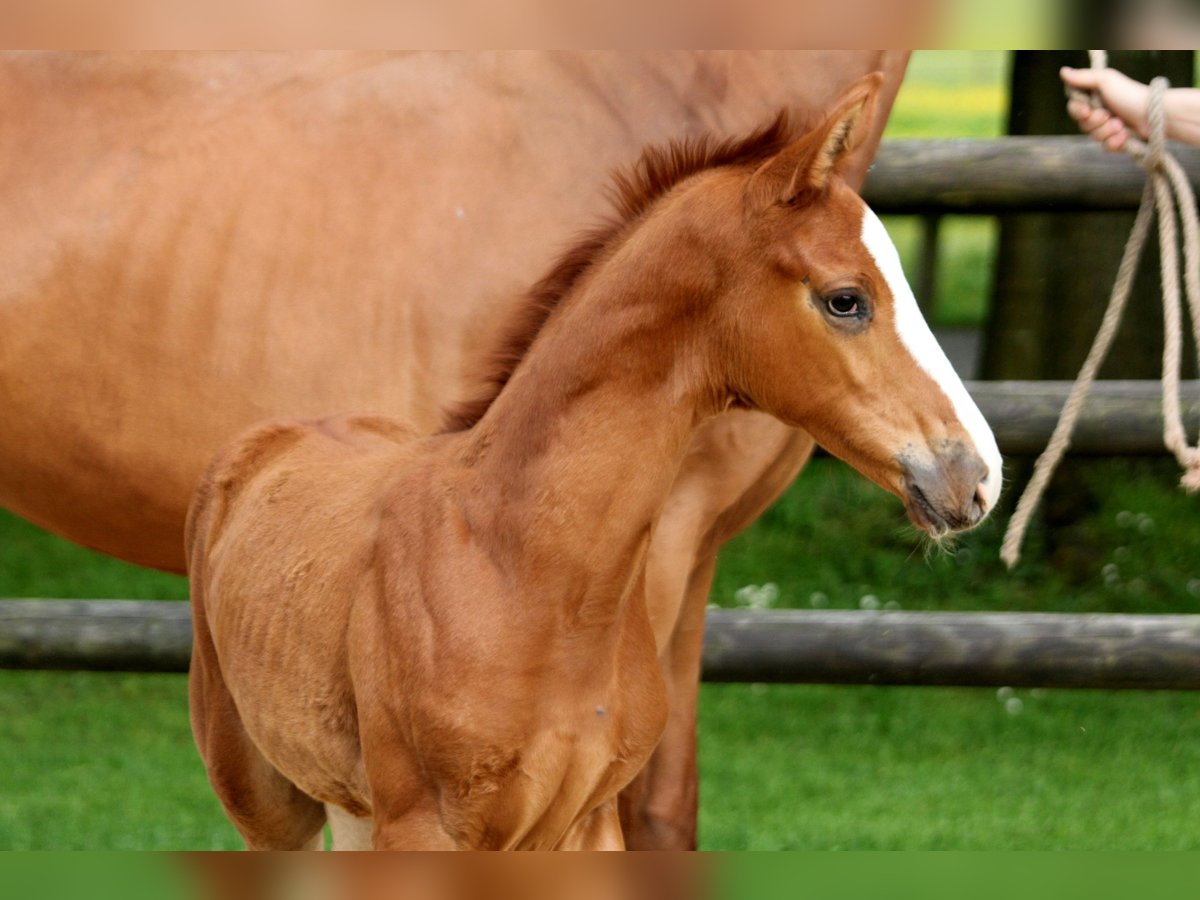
<box><xmin>904</xmin><ymin>479</ymin><xmax>988</xmax><ymax>537</ymax></box>
<box><xmin>904</xmin><ymin>481</ymin><xmax>951</xmax><ymax>537</ymax></box>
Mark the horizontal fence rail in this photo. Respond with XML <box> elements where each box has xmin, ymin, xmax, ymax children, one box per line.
<box><xmin>0</xmin><ymin>600</ymin><xmax>193</xmax><ymax>672</ymax></box>
<box><xmin>3</xmin><ymin>601</ymin><xmax>1200</xmax><ymax>690</ymax></box>
<box><xmin>967</xmin><ymin>380</ymin><xmax>1200</xmax><ymax>455</ymax></box>
<box><xmin>864</xmin><ymin>137</ymin><xmax>1200</xmax><ymax>214</ymax></box>
<box><xmin>704</xmin><ymin>610</ymin><xmax>1200</xmax><ymax>690</ymax></box>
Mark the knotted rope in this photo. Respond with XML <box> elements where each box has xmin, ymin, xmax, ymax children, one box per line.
<box><xmin>1000</xmin><ymin>51</ymin><xmax>1200</xmax><ymax>569</ymax></box>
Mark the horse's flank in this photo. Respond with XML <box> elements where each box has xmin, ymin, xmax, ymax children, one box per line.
<box><xmin>0</xmin><ymin>51</ymin><xmax>901</xmax><ymax>572</ymax></box>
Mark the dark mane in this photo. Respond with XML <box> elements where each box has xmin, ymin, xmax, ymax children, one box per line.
<box><xmin>440</xmin><ymin>109</ymin><xmax>805</xmax><ymax>433</ymax></box>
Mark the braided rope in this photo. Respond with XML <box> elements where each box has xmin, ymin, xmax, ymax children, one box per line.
<box><xmin>1000</xmin><ymin>59</ymin><xmax>1200</xmax><ymax>569</ymax></box>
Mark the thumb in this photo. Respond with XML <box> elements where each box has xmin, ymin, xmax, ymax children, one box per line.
<box><xmin>1060</xmin><ymin>66</ymin><xmax>1102</xmax><ymax>90</ymax></box>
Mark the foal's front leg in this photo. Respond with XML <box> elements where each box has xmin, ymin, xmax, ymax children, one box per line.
<box><xmin>619</xmin><ymin>412</ymin><xmax>816</xmax><ymax>850</ymax></box>
<box><xmin>556</xmin><ymin>800</ymin><xmax>625</xmax><ymax>850</ymax></box>
<box><xmin>619</xmin><ymin>554</ymin><xmax>715</xmax><ymax>850</ymax></box>
<box><xmin>371</xmin><ymin>816</ymin><xmax>459</xmax><ymax>850</ymax></box>
<box><xmin>367</xmin><ymin>790</ymin><xmax>459</xmax><ymax>850</ymax></box>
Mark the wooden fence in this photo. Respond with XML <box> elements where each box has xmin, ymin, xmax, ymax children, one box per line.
<box><xmin>864</xmin><ymin>136</ymin><xmax>1200</xmax><ymax>213</ymax></box>
<box><xmin>5</xmin><ymin>600</ymin><xmax>1200</xmax><ymax>691</ymax></box>
<box><xmin>4</xmin><ymin>138</ymin><xmax>1199</xmax><ymax>689</ymax></box>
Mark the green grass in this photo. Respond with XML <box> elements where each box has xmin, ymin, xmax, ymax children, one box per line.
<box><xmin>712</xmin><ymin>458</ymin><xmax>1200</xmax><ymax>616</ymax></box>
<box><xmin>700</xmin><ymin>684</ymin><xmax>1200</xmax><ymax>850</ymax></box>
<box><xmin>5</xmin><ymin>670</ymin><xmax>1200</xmax><ymax>851</ymax></box>
<box><xmin>886</xmin><ymin>51</ymin><xmax>1009</xmax><ymax>140</ymax></box>
<box><xmin>0</xmin><ymin>670</ymin><xmax>231</xmax><ymax>851</ymax></box>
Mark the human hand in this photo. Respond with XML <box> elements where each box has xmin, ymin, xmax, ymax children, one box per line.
<box><xmin>1060</xmin><ymin>66</ymin><xmax>1151</xmax><ymax>153</ymax></box>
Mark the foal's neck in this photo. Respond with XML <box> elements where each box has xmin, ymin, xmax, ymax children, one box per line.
<box><xmin>463</xmin><ymin>216</ymin><xmax>724</xmax><ymax>600</ymax></box>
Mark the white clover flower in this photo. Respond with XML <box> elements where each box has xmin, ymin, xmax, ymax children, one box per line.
<box><xmin>734</xmin><ymin>583</ymin><xmax>779</xmax><ymax>610</ymax></box>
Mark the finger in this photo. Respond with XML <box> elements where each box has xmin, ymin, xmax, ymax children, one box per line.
<box><xmin>1067</xmin><ymin>99</ymin><xmax>1093</xmax><ymax>122</ymax></box>
<box><xmin>1079</xmin><ymin>108</ymin><xmax>1112</xmax><ymax>135</ymax></box>
<box><xmin>1094</xmin><ymin>116</ymin><xmax>1130</xmax><ymax>151</ymax></box>
<box><xmin>1097</xmin><ymin>116</ymin><xmax>1127</xmax><ymax>141</ymax></box>
<box><xmin>1060</xmin><ymin>66</ymin><xmax>1102</xmax><ymax>90</ymax></box>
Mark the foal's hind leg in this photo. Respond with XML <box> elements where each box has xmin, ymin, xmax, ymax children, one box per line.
<box><xmin>190</xmin><ymin>639</ymin><xmax>326</xmax><ymax>849</ymax></box>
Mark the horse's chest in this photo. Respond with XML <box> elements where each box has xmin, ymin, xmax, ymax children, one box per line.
<box><xmin>433</xmin><ymin>713</ymin><xmax>642</xmax><ymax>849</ymax></box>
<box><xmin>410</xmin><ymin>665</ymin><xmax>666</xmax><ymax>848</ymax></box>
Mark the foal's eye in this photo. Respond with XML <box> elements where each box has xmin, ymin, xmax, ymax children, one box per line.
<box><xmin>825</xmin><ymin>292</ymin><xmax>863</xmax><ymax>317</ymax></box>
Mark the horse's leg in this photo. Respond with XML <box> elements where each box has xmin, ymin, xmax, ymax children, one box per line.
<box><xmin>189</xmin><ymin>613</ymin><xmax>326</xmax><ymax>850</ymax></box>
<box><xmin>371</xmin><ymin>805</ymin><xmax>458</xmax><ymax>850</ymax></box>
<box><xmin>620</xmin><ymin>412</ymin><xmax>816</xmax><ymax>850</ymax></box>
<box><xmin>557</xmin><ymin>800</ymin><xmax>625</xmax><ymax>851</ymax></box>
<box><xmin>326</xmin><ymin>804</ymin><xmax>375</xmax><ymax>851</ymax></box>
<box><xmin>618</xmin><ymin>555</ymin><xmax>714</xmax><ymax>850</ymax></box>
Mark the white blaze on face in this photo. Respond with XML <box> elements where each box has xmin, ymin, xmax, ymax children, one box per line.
<box><xmin>859</xmin><ymin>205</ymin><xmax>1003</xmax><ymax>512</ymax></box>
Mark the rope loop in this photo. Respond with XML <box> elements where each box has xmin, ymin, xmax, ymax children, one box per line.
<box><xmin>1141</xmin><ymin>76</ymin><xmax>1170</xmax><ymax>172</ymax></box>
<box><xmin>1001</xmin><ymin>56</ymin><xmax>1200</xmax><ymax>569</ymax></box>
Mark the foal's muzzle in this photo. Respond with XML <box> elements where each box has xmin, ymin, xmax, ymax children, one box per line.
<box><xmin>900</xmin><ymin>443</ymin><xmax>991</xmax><ymax>535</ymax></box>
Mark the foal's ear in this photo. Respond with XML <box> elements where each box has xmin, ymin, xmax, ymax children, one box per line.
<box><xmin>749</xmin><ymin>72</ymin><xmax>883</xmax><ymax>209</ymax></box>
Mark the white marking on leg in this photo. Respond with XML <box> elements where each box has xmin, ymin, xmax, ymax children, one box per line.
<box><xmin>326</xmin><ymin>803</ymin><xmax>375</xmax><ymax>851</ymax></box>
<box><xmin>859</xmin><ymin>205</ymin><xmax>1003</xmax><ymax>511</ymax></box>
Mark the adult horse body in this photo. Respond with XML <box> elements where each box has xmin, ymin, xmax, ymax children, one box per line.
<box><xmin>188</xmin><ymin>79</ymin><xmax>1001</xmax><ymax>850</ymax></box>
<box><xmin>0</xmin><ymin>51</ymin><xmax>908</xmax><ymax>848</ymax></box>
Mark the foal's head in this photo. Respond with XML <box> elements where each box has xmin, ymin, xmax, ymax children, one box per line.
<box><xmin>449</xmin><ymin>74</ymin><xmax>1000</xmax><ymax>535</ymax></box>
<box><xmin>670</xmin><ymin>74</ymin><xmax>1001</xmax><ymax>534</ymax></box>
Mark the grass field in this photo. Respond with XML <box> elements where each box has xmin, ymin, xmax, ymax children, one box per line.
<box><xmin>4</xmin><ymin>52</ymin><xmax>1200</xmax><ymax>850</ymax></box>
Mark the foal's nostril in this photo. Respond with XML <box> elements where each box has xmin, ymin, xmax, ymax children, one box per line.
<box><xmin>901</xmin><ymin>449</ymin><xmax>994</xmax><ymax>534</ymax></box>
<box><xmin>966</xmin><ymin>490</ymin><xmax>987</xmax><ymax>527</ymax></box>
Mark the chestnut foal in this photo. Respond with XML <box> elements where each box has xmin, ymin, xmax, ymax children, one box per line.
<box><xmin>187</xmin><ymin>74</ymin><xmax>1000</xmax><ymax>850</ymax></box>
